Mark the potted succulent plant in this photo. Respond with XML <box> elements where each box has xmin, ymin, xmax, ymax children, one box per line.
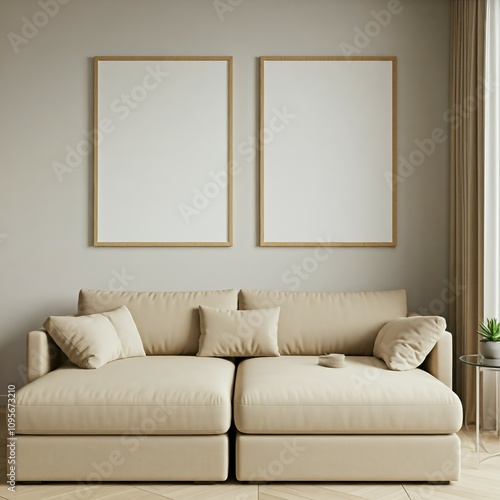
<box><xmin>477</xmin><ymin>318</ymin><xmax>500</xmax><ymax>359</ymax></box>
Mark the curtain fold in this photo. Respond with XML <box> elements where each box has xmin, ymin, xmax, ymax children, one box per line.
<box><xmin>449</xmin><ymin>0</ymin><xmax>486</xmax><ymax>422</ymax></box>
<box><xmin>484</xmin><ymin>0</ymin><xmax>500</xmax><ymax>428</ymax></box>
<box><xmin>485</xmin><ymin>0</ymin><xmax>500</xmax><ymax>319</ymax></box>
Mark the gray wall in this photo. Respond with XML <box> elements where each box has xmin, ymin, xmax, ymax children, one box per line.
<box><xmin>0</xmin><ymin>0</ymin><xmax>451</xmax><ymax>392</ymax></box>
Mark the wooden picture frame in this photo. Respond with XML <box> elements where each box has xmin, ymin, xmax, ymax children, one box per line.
<box><xmin>260</xmin><ymin>56</ymin><xmax>397</xmax><ymax>247</ymax></box>
<box><xmin>94</xmin><ymin>56</ymin><xmax>232</xmax><ymax>246</ymax></box>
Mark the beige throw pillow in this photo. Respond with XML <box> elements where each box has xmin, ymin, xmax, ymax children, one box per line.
<box><xmin>373</xmin><ymin>316</ymin><xmax>446</xmax><ymax>371</ymax></box>
<box><xmin>44</xmin><ymin>306</ymin><xmax>145</xmax><ymax>369</ymax></box>
<box><xmin>100</xmin><ymin>306</ymin><xmax>146</xmax><ymax>358</ymax></box>
<box><xmin>197</xmin><ymin>306</ymin><xmax>281</xmax><ymax>357</ymax></box>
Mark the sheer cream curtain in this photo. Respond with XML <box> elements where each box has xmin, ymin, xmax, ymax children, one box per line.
<box><xmin>484</xmin><ymin>0</ymin><xmax>500</xmax><ymax>426</ymax></box>
<box><xmin>485</xmin><ymin>0</ymin><xmax>500</xmax><ymax>321</ymax></box>
<box><xmin>449</xmin><ymin>0</ymin><xmax>486</xmax><ymax>421</ymax></box>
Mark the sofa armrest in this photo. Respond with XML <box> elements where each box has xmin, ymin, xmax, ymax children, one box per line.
<box><xmin>26</xmin><ymin>330</ymin><xmax>61</xmax><ymax>383</ymax></box>
<box><xmin>421</xmin><ymin>330</ymin><xmax>453</xmax><ymax>389</ymax></box>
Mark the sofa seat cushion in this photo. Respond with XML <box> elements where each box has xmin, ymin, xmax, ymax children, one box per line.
<box><xmin>234</xmin><ymin>356</ymin><xmax>462</xmax><ymax>435</ymax></box>
<box><xmin>16</xmin><ymin>356</ymin><xmax>235</xmax><ymax>435</ymax></box>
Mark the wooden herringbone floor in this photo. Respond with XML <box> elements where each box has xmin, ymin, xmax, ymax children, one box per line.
<box><xmin>1</xmin><ymin>407</ymin><xmax>499</xmax><ymax>499</ymax></box>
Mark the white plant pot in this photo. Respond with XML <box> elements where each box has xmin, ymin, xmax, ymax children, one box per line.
<box><xmin>480</xmin><ymin>341</ymin><xmax>500</xmax><ymax>359</ymax></box>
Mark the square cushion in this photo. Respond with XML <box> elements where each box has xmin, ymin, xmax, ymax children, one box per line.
<box><xmin>373</xmin><ymin>316</ymin><xmax>446</xmax><ymax>370</ymax></box>
<box><xmin>78</xmin><ymin>289</ymin><xmax>238</xmax><ymax>355</ymax></box>
<box><xmin>197</xmin><ymin>306</ymin><xmax>280</xmax><ymax>357</ymax></box>
<box><xmin>43</xmin><ymin>313</ymin><xmax>123</xmax><ymax>369</ymax></box>
<box><xmin>16</xmin><ymin>357</ymin><xmax>235</xmax><ymax>435</ymax></box>
<box><xmin>43</xmin><ymin>306</ymin><xmax>145</xmax><ymax>369</ymax></box>
<box><xmin>103</xmin><ymin>305</ymin><xmax>146</xmax><ymax>359</ymax></box>
<box><xmin>234</xmin><ymin>356</ymin><xmax>462</xmax><ymax>435</ymax></box>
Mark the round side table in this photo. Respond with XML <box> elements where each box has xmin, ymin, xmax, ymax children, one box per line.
<box><xmin>459</xmin><ymin>354</ymin><xmax>500</xmax><ymax>468</ymax></box>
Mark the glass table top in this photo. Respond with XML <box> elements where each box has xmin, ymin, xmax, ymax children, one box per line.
<box><xmin>460</xmin><ymin>354</ymin><xmax>500</xmax><ymax>368</ymax></box>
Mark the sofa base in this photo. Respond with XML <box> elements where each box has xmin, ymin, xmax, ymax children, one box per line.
<box><xmin>236</xmin><ymin>433</ymin><xmax>461</xmax><ymax>482</ymax></box>
<box><xmin>15</xmin><ymin>434</ymin><xmax>229</xmax><ymax>482</ymax></box>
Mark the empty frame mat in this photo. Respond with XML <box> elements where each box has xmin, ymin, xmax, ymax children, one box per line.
<box><xmin>94</xmin><ymin>57</ymin><xmax>232</xmax><ymax>246</ymax></box>
<box><xmin>260</xmin><ymin>57</ymin><xmax>396</xmax><ymax>246</ymax></box>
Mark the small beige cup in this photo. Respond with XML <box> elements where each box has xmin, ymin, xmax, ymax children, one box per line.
<box><xmin>318</xmin><ymin>353</ymin><xmax>346</xmax><ymax>368</ymax></box>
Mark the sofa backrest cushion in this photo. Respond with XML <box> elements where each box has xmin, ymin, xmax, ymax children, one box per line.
<box><xmin>238</xmin><ymin>289</ymin><xmax>407</xmax><ymax>355</ymax></box>
<box><xmin>78</xmin><ymin>289</ymin><xmax>238</xmax><ymax>355</ymax></box>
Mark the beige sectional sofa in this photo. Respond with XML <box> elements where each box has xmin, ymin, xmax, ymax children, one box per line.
<box><xmin>14</xmin><ymin>288</ymin><xmax>463</xmax><ymax>483</ymax></box>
